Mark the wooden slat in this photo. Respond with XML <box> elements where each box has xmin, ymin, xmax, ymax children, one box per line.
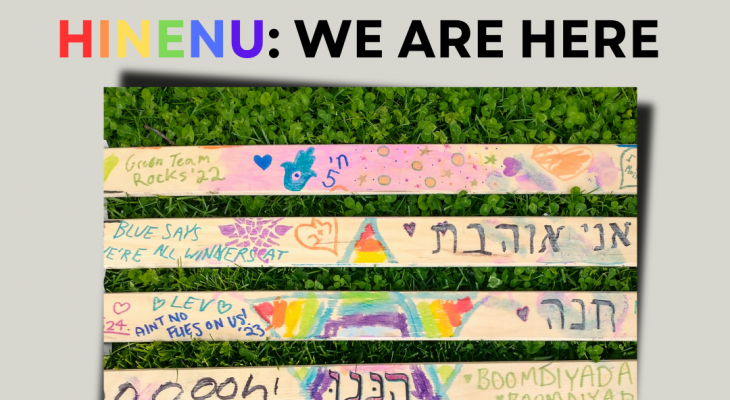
<box><xmin>103</xmin><ymin>144</ymin><xmax>638</xmax><ymax>196</ymax></box>
<box><xmin>104</xmin><ymin>291</ymin><xmax>637</xmax><ymax>342</ymax></box>
<box><xmin>104</xmin><ymin>360</ymin><xmax>637</xmax><ymax>399</ymax></box>
<box><xmin>103</xmin><ymin>217</ymin><xmax>636</xmax><ymax>268</ymax></box>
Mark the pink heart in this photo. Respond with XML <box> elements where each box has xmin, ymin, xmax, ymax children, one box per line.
<box><xmin>113</xmin><ymin>302</ymin><xmax>131</xmax><ymax>315</ymax></box>
<box><xmin>403</xmin><ymin>222</ymin><xmax>416</xmax><ymax>237</ymax></box>
<box><xmin>516</xmin><ymin>306</ymin><xmax>529</xmax><ymax>322</ymax></box>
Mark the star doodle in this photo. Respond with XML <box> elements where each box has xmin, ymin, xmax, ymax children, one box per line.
<box><xmin>442</xmin><ymin>169</ymin><xmax>453</xmax><ymax>178</ymax></box>
<box><xmin>419</xmin><ymin>146</ymin><xmax>432</xmax><ymax>156</ymax></box>
<box><xmin>357</xmin><ymin>175</ymin><xmax>367</xmax><ymax>186</ymax></box>
<box><xmin>484</xmin><ymin>154</ymin><xmax>497</xmax><ymax>165</ymax></box>
<box><xmin>471</xmin><ymin>179</ymin><xmax>478</xmax><ymax>187</ymax></box>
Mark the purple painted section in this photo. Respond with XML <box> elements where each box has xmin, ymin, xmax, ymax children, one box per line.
<box><xmin>322</xmin><ymin>312</ymin><xmax>410</xmax><ymax>338</ymax></box>
<box><xmin>410</xmin><ymin>366</ymin><xmax>441</xmax><ymax>400</ymax></box>
<box><xmin>274</xmin><ymin>224</ymin><xmax>292</xmax><ymax>236</ymax></box>
<box><xmin>503</xmin><ymin>157</ymin><xmax>522</xmax><ymax>177</ymax></box>
<box><xmin>217</xmin><ymin>217</ymin><xmax>292</xmax><ymax>263</ymax></box>
<box><xmin>516</xmin><ymin>170</ymin><xmax>557</xmax><ymax>191</ymax></box>
<box><xmin>308</xmin><ymin>368</ymin><xmax>334</xmax><ymax>400</ymax></box>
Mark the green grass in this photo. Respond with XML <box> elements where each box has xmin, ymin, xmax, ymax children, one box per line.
<box><xmin>103</xmin><ymin>87</ymin><xmax>638</xmax><ymax>370</ymax></box>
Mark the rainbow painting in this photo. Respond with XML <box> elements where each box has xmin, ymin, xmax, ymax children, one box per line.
<box><xmin>104</xmin><ymin>291</ymin><xmax>638</xmax><ymax>342</ymax></box>
<box><xmin>417</xmin><ymin>298</ymin><xmax>474</xmax><ymax>338</ymax></box>
<box><xmin>338</xmin><ymin>218</ymin><xmax>397</xmax><ymax>264</ymax></box>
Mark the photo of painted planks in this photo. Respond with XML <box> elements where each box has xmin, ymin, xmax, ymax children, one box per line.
<box><xmin>104</xmin><ymin>360</ymin><xmax>637</xmax><ymax>400</ymax></box>
<box><xmin>103</xmin><ymin>217</ymin><xmax>636</xmax><ymax>268</ymax></box>
<box><xmin>104</xmin><ymin>291</ymin><xmax>637</xmax><ymax>342</ymax></box>
<box><xmin>103</xmin><ymin>144</ymin><xmax>638</xmax><ymax>196</ymax></box>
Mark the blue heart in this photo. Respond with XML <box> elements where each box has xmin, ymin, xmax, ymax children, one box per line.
<box><xmin>218</xmin><ymin>300</ymin><xmax>233</xmax><ymax>314</ymax></box>
<box><xmin>254</xmin><ymin>155</ymin><xmax>272</xmax><ymax>170</ymax></box>
<box><xmin>153</xmin><ymin>297</ymin><xmax>166</xmax><ymax>311</ymax></box>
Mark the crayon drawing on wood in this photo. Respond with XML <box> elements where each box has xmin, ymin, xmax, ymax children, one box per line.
<box><xmin>104</xmin><ymin>291</ymin><xmax>638</xmax><ymax>342</ymax></box>
<box><xmin>104</xmin><ymin>360</ymin><xmax>637</xmax><ymax>400</ymax></box>
<box><xmin>103</xmin><ymin>217</ymin><xmax>637</xmax><ymax>268</ymax></box>
<box><xmin>103</xmin><ymin>144</ymin><xmax>638</xmax><ymax>196</ymax></box>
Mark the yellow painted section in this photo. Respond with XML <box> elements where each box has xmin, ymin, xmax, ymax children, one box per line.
<box><xmin>438</xmin><ymin>365</ymin><xmax>455</xmax><ymax>383</ymax></box>
<box><xmin>429</xmin><ymin>301</ymin><xmax>454</xmax><ymax>337</ymax></box>
<box><xmin>283</xmin><ymin>300</ymin><xmax>305</xmax><ymax>337</ymax></box>
<box><xmin>103</xmin><ymin>154</ymin><xmax>119</xmax><ymax>182</ymax></box>
<box><xmin>354</xmin><ymin>249</ymin><xmax>387</xmax><ymax>263</ymax></box>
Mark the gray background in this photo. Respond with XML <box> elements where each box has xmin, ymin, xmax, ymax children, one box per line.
<box><xmin>0</xmin><ymin>0</ymin><xmax>728</xmax><ymax>397</ymax></box>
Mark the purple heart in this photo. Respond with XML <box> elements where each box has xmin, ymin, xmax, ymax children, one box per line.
<box><xmin>516</xmin><ymin>306</ymin><xmax>529</xmax><ymax>322</ymax></box>
<box><xmin>403</xmin><ymin>222</ymin><xmax>416</xmax><ymax>237</ymax></box>
<box><xmin>503</xmin><ymin>157</ymin><xmax>522</xmax><ymax>177</ymax></box>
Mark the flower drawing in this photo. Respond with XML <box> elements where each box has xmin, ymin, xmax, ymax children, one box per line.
<box><xmin>218</xmin><ymin>218</ymin><xmax>293</xmax><ymax>263</ymax></box>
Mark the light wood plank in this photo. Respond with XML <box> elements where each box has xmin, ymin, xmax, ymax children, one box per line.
<box><xmin>104</xmin><ymin>217</ymin><xmax>636</xmax><ymax>268</ymax></box>
<box><xmin>104</xmin><ymin>360</ymin><xmax>637</xmax><ymax>399</ymax></box>
<box><xmin>103</xmin><ymin>144</ymin><xmax>638</xmax><ymax>196</ymax></box>
<box><xmin>104</xmin><ymin>291</ymin><xmax>637</xmax><ymax>342</ymax></box>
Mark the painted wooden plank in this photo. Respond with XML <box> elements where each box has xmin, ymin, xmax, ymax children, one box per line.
<box><xmin>104</xmin><ymin>291</ymin><xmax>637</xmax><ymax>342</ymax></box>
<box><xmin>104</xmin><ymin>360</ymin><xmax>638</xmax><ymax>400</ymax></box>
<box><xmin>103</xmin><ymin>144</ymin><xmax>638</xmax><ymax>196</ymax></box>
<box><xmin>103</xmin><ymin>217</ymin><xmax>636</xmax><ymax>268</ymax></box>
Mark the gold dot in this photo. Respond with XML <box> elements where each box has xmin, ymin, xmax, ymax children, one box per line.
<box><xmin>378</xmin><ymin>175</ymin><xmax>391</xmax><ymax>185</ymax></box>
<box><xmin>412</xmin><ymin>161</ymin><xmax>423</xmax><ymax>171</ymax></box>
<box><xmin>377</xmin><ymin>146</ymin><xmax>390</xmax><ymax>156</ymax></box>
<box><xmin>451</xmin><ymin>153</ymin><xmax>465</xmax><ymax>166</ymax></box>
<box><xmin>425</xmin><ymin>177</ymin><xmax>436</xmax><ymax>188</ymax></box>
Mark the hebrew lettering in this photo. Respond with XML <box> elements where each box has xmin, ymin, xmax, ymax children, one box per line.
<box><xmin>539</xmin><ymin>225</ymin><xmax>565</xmax><ymax>253</ymax></box>
<box><xmin>431</xmin><ymin>223</ymin><xmax>457</xmax><ymax>254</ymax></box>
<box><xmin>591</xmin><ymin>299</ymin><xmax>616</xmax><ymax>332</ymax></box>
<box><xmin>570</xmin><ymin>299</ymin><xmax>586</xmax><ymax>331</ymax></box>
<box><xmin>463</xmin><ymin>223</ymin><xmax>491</xmax><ymax>255</ymax></box>
<box><xmin>496</xmin><ymin>224</ymin><xmax>519</xmax><ymax>253</ymax></box>
<box><xmin>609</xmin><ymin>222</ymin><xmax>631</xmax><ymax>248</ymax></box>
<box><xmin>541</xmin><ymin>299</ymin><xmax>565</xmax><ymax>330</ymax></box>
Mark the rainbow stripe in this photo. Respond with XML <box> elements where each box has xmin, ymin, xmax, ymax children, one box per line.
<box><xmin>254</xmin><ymin>295</ymin><xmax>321</xmax><ymax>338</ymax></box>
<box><xmin>353</xmin><ymin>223</ymin><xmax>387</xmax><ymax>263</ymax></box>
<box><xmin>253</xmin><ymin>294</ymin><xmax>475</xmax><ymax>339</ymax></box>
<box><xmin>417</xmin><ymin>298</ymin><xmax>474</xmax><ymax>338</ymax></box>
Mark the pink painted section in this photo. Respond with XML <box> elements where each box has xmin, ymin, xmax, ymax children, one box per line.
<box><xmin>228</xmin><ymin>292</ymin><xmax>248</xmax><ymax>302</ymax></box>
<box><xmin>588</xmin><ymin>152</ymin><xmax>621</xmax><ymax>188</ymax></box>
<box><xmin>515</xmin><ymin>174</ymin><xmax>545</xmax><ymax>192</ymax></box>
<box><xmin>109</xmin><ymin>144</ymin><xmax>635</xmax><ymax>195</ymax></box>
<box><xmin>130</xmin><ymin>377</ymin><xmax>161</xmax><ymax>400</ymax></box>
<box><xmin>198</xmin><ymin>144</ymin><xmax>586</xmax><ymax>194</ymax></box>
<box><xmin>202</xmin><ymin>144</ymin><xmax>489</xmax><ymax>193</ymax></box>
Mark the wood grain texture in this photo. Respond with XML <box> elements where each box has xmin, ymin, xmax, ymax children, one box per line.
<box><xmin>103</xmin><ymin>144</ymin><xmax>638</xmax><ymax>196</ymax></box>
<box><xmin>104</xmin><ymin>291</ymin><xmax>637</xmax><ymax>342</ymax></box>
<box><xmin>104</xmin><ymin>360</ymin><xmax>638</xmax><ymax>400</ymax></box>
<box><xmin>104</xmin><ymin>217</ymin><xmax>636</xmax><ymax>268</ymax></box>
